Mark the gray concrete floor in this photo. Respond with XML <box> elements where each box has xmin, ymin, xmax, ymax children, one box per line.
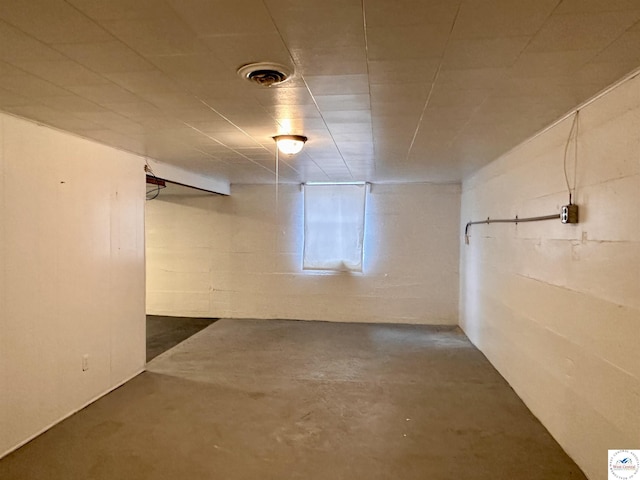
<box><xmin>0</xmin><ymin>319</ymin><xmax>586</xmax><ymax>479</ymax></box>
<box><xmin>146</xmin><ymin>315</ymin><xmax>217</xmax><ymax>362</ymax></box>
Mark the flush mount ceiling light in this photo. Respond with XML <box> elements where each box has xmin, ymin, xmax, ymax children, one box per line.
<box><xmin>237</xmin><ymin>62</ymin><xmax>293</xmax><ymax>87</ymax></box>
<box><xmin>273</xmin><ymin>134</ymin><xmax>308</xmax><ymax>155</ymax></box>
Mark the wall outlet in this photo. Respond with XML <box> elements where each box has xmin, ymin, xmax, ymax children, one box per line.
<box><xmin>82</xmin><ymin>354</ymin><xmax>89</xmax><ymax>372</ymax></box>
<box><xmin>561</xmin><ymin>204</ymin><xmax>579</xmax><ymax>224</ymax></box>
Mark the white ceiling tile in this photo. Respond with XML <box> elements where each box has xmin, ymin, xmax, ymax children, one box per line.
<box><xmin>54</xmin><ymin>41</ymin><xmax>156</xmax><ymax>74</ymax></box>
<box><xmin>554</xmin><ymin>0</ymin><xmax>640</xmax><ymax>14</ymax></box>
<box><xmin>169</xmin><ymin>0</ymin><xmax>275</xmax><ymax>36</ymax></box>
<box><xmin>510</xmin><ymin>50</ymin><xmax>598</xmax><ymax>78</ymax></box>
<box><xmin>370</xmin><ymin>83</ymin><xmax>430</xmax><ymax>103</ymax></box>
<box><xmin>322</xmin><ymin>110</ymin><xmax>372</xmax><ymax>125</ymax></box>
<box><xmin>67</xmin><ymin>0</ymin><xmax>178</xmax><ymax>21</ymax></box>
<box><xmin>101</xmin><ymin>101</ymin><xmax>166</xmax><ymax>119</ymax></box>
<box><xmin>267</xmin><ymin>0</ymin><xmax>361</xmax><ymax>24</ymax></box>
<box><xmin>330</xmin><ymin>131</ymin><xmax>373</xmax><ymax>143</ymax></box>
<box><xmin>364</xmin><ymin>0</ymin><xmax>460</xmax><ymax>28</ymax></box>
<box><xmin>172</xmin><ymin>156</ymin><xmax>229</xmax><ymax>174</ymax></box>
<box><xmin>199</xmin><ymin>33</ymin><xmax>291</xmax><ymax>70</ymax></box>
<box><xmin>211</xmin><ymin>131</ymin><xmax>262</xmax><ymax>148</ymax></box>
<box><xmin>0</xmin><ymin>0</ymin><xmax>112</xmax><ymax>44</ymax></box>
<box><xmin>574</xmin><ymin>62</ymin><xmax>640</xmax><ymax>91</ymax></box>
<box><xmin>218</xmin><ymin>114</ymin><xmax>278</xmax><ymax>131</ymax></box>
<box><xmin>374</xmin><ymin>145</ymin><xmax>411</xmax><ymax>161</ymax></box>
<box><xmin>0</xmin><ymin>73</ymin><xmax>71</xmax><ymax>97</ymax></box>
<box><xmin>428</xmin><ymin>86</ymin><xmax>491</xmax><ymax>108</ymax></box>
<box><xmin>336</xmin><ymin>142</ymin><xmax>375</xmax><ymax>157</ymax></box>
<box><xmin>81</xmin><ymin>129</ymin><xmax>147</xmax><ymax>153</ymax></box>
<box><xmin>135</xmin><ymin>92</ymin><xmax>205</xmax><ymax>110</ymax></box>
<box><xmin>442</xmin><ymin>36</ymin><xmax>531</xmax><ymax>70</ymax></box>
<box><xmin>11</xmin><ymin>60</ymin><xmax>111</xmax><ymax>87</ymax></box>
<box><xmin>589</xmin><ymin>30</ymin><xmax>640</xmax><ymax>64</ymax></box>
<box><xmin>184</xmin><ymin>118</ymin><xmax>243</xmax><ymax>134</ymax></box>
<box><xmin>370</xmin><ymin>83</ymin><xmax>429</xmax><ymax>115</ymax></box>
<box><xmin>304</xmin><ymin>145</ymin><xmax>342</xmax><ymax>160</ymax></box>
<box><xmin>178</xmin><ymin>79</ymin><xmax>252</xmax><ymax>99</ymax></box>
<box><xmin>452</xmin><ymin>0</ymin><xmax>558</xmax><ymax>39</ymax></box>
<box><xmin>2</xmin><ymin>103</ymin><xmax>82</xmax><ymax>126</ymax></box>
<box><xmin>274</xmin><ymin>117</ymin><xmax>326</xmax><ymax>133</ymax></box>
<box><xmin>172</xmin><ymin>107</ymin><xmax>239</xmax><ymax>123</ymax></box>
<box><xmin>366</xmin><ymin>24</ymin><xmax>451</xmax><ymax>60</ymax></box>
<box><xmin>0</xmin><ymin>60</ymin><xmax>23</xmax><ymax>76</ymax></box>
<box><xmin>300</xmin><ymin>128</ymin><xmax>337</xmax><ymax>145</ymax></box>
<box><xmin>372</xmin><ymin>116</ymin><xmax>419</xmax><ymax>131</ymax></box>
<box><xmin>370</xmin><ymin>100</ymin><xmax>425</xmax><ymax>116</ymax></box>
<box><xmin>74</xmin><ymin>111</ymin><xmax>145</xmax><ymax>132</ymax></box>
<box><xmin>435</xmin><ymin>67</ymin><xmax>510</xmax><ymax>90</ymax></box>
<box><xmin>0</xmin><ymin>21</ymin><xmax>67</xmax><ymax>62</ymax></box>
<box><xmin>48</xmin><ymin>117</ymin><xmax>107</xmax><ymax>134</ymax></box>
<box><xmin>278</xmin><ymin>22</ymin><xmax>364</xmax><ymax>51</ymax></box>
<box><xmin>314</xmin><ymin>94</ymin><xmax>371</xmax><ymax>111</ymax></box>
<box><xmin>372</xmin><ymin>124</ymin><xmax>417</xmax><ymax>144</ymax></box>
<box><xmin>100</xmin><ymin>17</ymin><xmax>209</xmax><ymax>56</ymax></box>
<box><xmin>0</xmin><ymin>1</ymin><xmax>638</xmax><ymax>184</ymax></box>
<box><xmin>253</xmin><ymin>87</ymin><xmax>315</xmax><ymax>106</ymax></box>
<box><xmin>37</xmin><ymin>95</ymin><xmax>108</xmax><ymax>113</ymax></box>
<box><xmin>104</xmin><ymin>71</ymin><xmax>182</xmax><ymax>94</ymax></box>
<box><xmin>202</xmin><ymin>100</ymin><xmax>268</xmax><ymax>117</ymax></box>
<box><xmin>420</xmin><ymin>105</ymin><xmax>471</xmax><ymax>126</ymax></box>
<box><xmin>266</xmin><ymin>0</ymin><xmax>364</xmax><ymax>53</ymax></box>
<box><xmin>264</xmin><ymin>103</ymin><xmax>321</xmax><ymax>119</ymax></box>
<box><xmin>304</xmin><ymin>74</ymin><xmax>369</xmax><ymax>95</ymax></box>
<box><xmin>490</xmin><ymin>77</ymin><xmax>573</xmax><ymax>99</ymax></box>
<box><xmin>134</xmin><ymin>116</ymin><xmax>189</xmax><ymax>132</ymax></box>
<box><xmin>527</xmin><ymin>10</ymin><xmax>640</xmax><ymax>52</ymax></box>
<box><xmin>291</xmin><ymin>47</ymin><xmax>368</xmax><ymax>76</ymax></box>
<box><xmin>0</xmin><ymin>86</ymin><xmax>32</xmax><ymax>107</ymax></box>
<box><xmin>148</xmin><ymin>54</ymin><xmax>236</xmax><ymax>82</ymax></box>
<box><xmin>367</xmin><ymin>58</ymin><xmax>440</xmax><ymax>85</ymax></box>
<box><xmin>67</xmin><ymin>83</ymin><xmax>143</xmax><ymax>104</ymax></box>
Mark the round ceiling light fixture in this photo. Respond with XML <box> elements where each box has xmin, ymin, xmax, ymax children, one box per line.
<box><xmin>237</xmin><ymin>62</ymin><xmax>293</xmax><ymax>87</ymax></box>
<box><xmin>273</xmin><ymin>134</ymin><xmax>307</xmax><ymax>155</ymax></box>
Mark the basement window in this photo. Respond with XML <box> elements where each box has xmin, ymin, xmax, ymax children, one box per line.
<box><xmin>303</xmin><ymin>182</ymin><xmax>367</xmax><ymax>272</ymax></box>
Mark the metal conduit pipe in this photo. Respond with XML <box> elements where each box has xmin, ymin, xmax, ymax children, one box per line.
<box><xmin>464</xmin><ymin>213</ymin><xmax>560</xmax><ymax>244</ymax></box>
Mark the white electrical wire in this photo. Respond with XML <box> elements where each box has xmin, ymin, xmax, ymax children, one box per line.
<box><xmin>145</xmin><ymin>159</ymin><xmax>165</xmax><ymax>201</ymax></box>
<box><xmin>562</xmin><ymin>111</ymin><xmax>579</xmax><ymax>205</ymax></box>
<box><xmin>275</xmin><ymin>145</ymin><xmax>279</xmax><ymax>217</ymax></box>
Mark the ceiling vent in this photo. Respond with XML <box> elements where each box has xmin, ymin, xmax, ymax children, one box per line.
<box><xmin>237</xmin><ymin>62</ymin><xmax>293</xmax><ymax>87</ymax></box>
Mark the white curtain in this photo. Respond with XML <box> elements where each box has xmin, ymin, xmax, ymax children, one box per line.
<box><xmin>303</xmin><ymin>183</ymin><xmax>367</xmax><ymax>272</ymax></box>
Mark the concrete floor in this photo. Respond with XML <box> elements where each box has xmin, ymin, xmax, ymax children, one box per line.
<box><xmin>0</xmin><ymin>319</ymin><xmax>586</xmax><ymax>479</ymax></box>
<box><xmin>146</xmin><ymin>315</ymin><xmax>217</xmax><ymax>361</ymax></box>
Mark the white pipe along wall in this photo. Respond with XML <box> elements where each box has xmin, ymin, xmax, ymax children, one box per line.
<box><xmin>459</xmin><ymin>73</ymin><xmax>640</xmax><ymax>480</ymax></box>
<box><xmin>0</xmin><ymin>112</ymin><xmax>146</xmax><ymax>458</ymax></box>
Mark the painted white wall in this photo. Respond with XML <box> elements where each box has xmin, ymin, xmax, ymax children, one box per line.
<box><xmin>146</xmin><ymin>182</ymin><xmax>460</xmax><ymax>324</ymax></box>
<box><xmin>146</xmin><ymin>158</ymin><xmax>230</xmax><ymax>196</ymax></box>
<box><xmin>459</xmin><ymin>75</ymin><xmax>640</xmax><ymax>480</ymax></box>
<box><xmin>0</xmin><ymin>113</ymin><xmax>146</xmax><ymax>458</ymax></box>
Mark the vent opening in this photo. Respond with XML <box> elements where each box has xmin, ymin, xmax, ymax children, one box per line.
<box><xmin>237</xmin><ymin>62</ymin><xmax>293</xmax><ymax>87</ymax></box>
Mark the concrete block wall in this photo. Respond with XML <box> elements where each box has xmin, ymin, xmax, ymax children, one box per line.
<box><xmin>146</xmin><ymin>182</ymin><xmax>461</xmax><ymax>324</ymax></box>
<box><xmin>459</xmin><ymin>74</ymin><xmax>640</xmax><ymax>480</ymax></box>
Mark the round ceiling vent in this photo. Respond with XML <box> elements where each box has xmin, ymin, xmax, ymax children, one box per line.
<box><xmin>237</xmin><ymin>62</ymin><xmax>293</xmax><ymax>87</ymax></box>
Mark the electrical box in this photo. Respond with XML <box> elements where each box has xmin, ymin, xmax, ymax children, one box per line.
<box><xmin>561</xmin><ymin>204</ymin><xmax>579</xmax><ymax>224</ymax></box>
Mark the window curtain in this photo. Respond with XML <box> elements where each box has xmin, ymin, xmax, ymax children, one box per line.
<box><xmin>303</xmin><ymin>183</ymin><xmax>367</xmax><ymax>272</ymax></box>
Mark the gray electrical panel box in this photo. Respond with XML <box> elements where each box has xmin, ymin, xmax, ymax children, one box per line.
<box><xmin>561</xmin><ymin>204</ymin><xmax>579</xmax><ymax>224</ymax></box>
